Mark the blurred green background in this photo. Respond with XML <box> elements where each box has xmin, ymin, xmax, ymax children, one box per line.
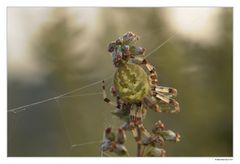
<box><xmin>7</xmin><ymin>7</ymin><xmax>232</xmax><ymax>157</ymax></box>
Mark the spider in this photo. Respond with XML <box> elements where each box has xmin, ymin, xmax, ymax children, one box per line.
<box><xmin>101</xmin><ymin>32</ymin><xmax>180</xmax><ymax>152</ymax></box>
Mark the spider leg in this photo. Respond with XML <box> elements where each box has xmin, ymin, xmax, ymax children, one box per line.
<box><xmin>145</xmin><ymin>62</ymin><xmax>158</xmax><ymax>86</ymax></box>
<box><xmin>130</xmin><ymin>120</ymin><xmax>151</xmax><ymax>143</ymax></box>
<box><xmin>154</xmin><ymin>85</ymin><xmax>177</xmax><ymax>98</ymax></box>
<box><xmin>154</xmin><ymin>104</ymin><xmax>161</xmax><ymax>112</ymax></box>
<box><xmin>116</xmin><ymin>96</ymin><xmax>122</xmax><ymax>109</ymax></box>
<box><xmin>138</xmin><ymin>123</ymin><xmax>151</xmax><ymax>138</ymax></box>
<box><xmin>128</xmin><ymin>106</ymin><xmax>141</xmax><ymax>143</ymax></box>
<box><xmin>154</xmin><ymin>93</ymin><xmax>180</xmax><ymax>113</ymax></box>
<box><xmin>131</xmin><ymin>127</ymin><xmax>141</xmax><ymax>143</ymax></box>
<box><xmin>102</xmin><ymin>80</ymin><xmax>117</xmax><ymax>107</ymax></box>
<box><xmin>129</xmin><ymin>107</ymin><xmax>136</xmax><ymax>127</ymax></box>
<box><xmin>143</xmin><ymin>95</ymin><xmax>162</xmax><ymax>112</ymax></box>
<box><xmin>136</xmin><ymin>107</ymin><xmax>151</xmax><ymax>138</ymax></box>
<box><xmin>130</xmin><ymin>105</ymin><xmax>152</xmax><ymax>143</ymax></box>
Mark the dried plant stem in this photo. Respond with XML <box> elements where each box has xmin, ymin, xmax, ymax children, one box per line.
<box><xmin>137</xmin><ymin>127</ymin><xmax>142</xmax><ymax>157</ymax></box>
<box><xmin>141</xmin><ymin>146</ymin><xmax>146</xmax><ymax>157</ymax></box>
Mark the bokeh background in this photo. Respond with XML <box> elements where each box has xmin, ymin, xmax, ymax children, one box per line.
<box><xmin>7</xmin><ymin>7</ymin><xmax>232</xmax><ymax>157</ymax></box>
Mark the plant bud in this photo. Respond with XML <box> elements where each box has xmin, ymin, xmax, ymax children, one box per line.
<box><xmin>113</xmin><ymin>144</ymin><xmax>128</xmax><ymax>156</ymax></box>
<box><xmin>123</xmin><ymin>45</ymin><xmax>130</xmax><ymax>51</ymax></box>
<box><xmin>122</xmin><ymin>32</ymin><xmax>139</xmax><ymax>45</ymax></box>
<box><xmin>105</xmin><ymin>127</ymin><xmax>115</xmax><ymax>141</ymax></box>
<box><xmin>142</xmin><ymin>136</ymin><xmax>153</xmax><ymax>145</ymax></box>
<box><xmin>153</xmin><ymin>135</ymin><xmax>165</xmax><ymax>147</ymax></box>
<box><xmin>129</xmin><ymin>46</ymin><xmax>145</xmax><ymax>56</ymax></box>
<box><xmin>116</xmin><ymin>128</ymin><xmax>126</xmax><ymax>144</ymax></box>
<box><xmin>152</xmin><ymin>120</ymin><xmax>165</xmax><ymax>134</ymax></box>
<box><xmin>150</xmin><ymin>148</ymin><xmax>166</xmax><ymax>157</ymax></box>
<box><xmin>108</xmin><ymin>41</ymin><xmax>116</xmax><ymax>52</ymax></box>
<box><xmin>101</xmin><ymin>139</ymin><xmax>111</xmax><ymax>151</ymax></box>
<box><xmin>136</xmin><ymin>47</ymin><xmax>146</xmax><ymax>55</ymax></box>
<box><xmin>116</xmin><ymin>37</ymin><xmax>123</xmax><ymax>45</ymax></box>
<box><xmin>160</xmin><ymin>130</ymin><xmax>180</xmax><ymax>142</ymax></box>
<box><xmin>144</xmin><ymin>146</ymin><xmax>166</xmax><ymax>157</ymax></box>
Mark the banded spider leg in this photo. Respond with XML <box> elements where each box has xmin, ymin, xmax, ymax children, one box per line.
<box><xmin>102</xmin><ymin>80</ymin><xmax>120</xmax><ymax>108</ymax></box>
<box><xmin>129</xmin><ymin>104</ymin><xmax>151</xmax><ymax>143</ymax></box>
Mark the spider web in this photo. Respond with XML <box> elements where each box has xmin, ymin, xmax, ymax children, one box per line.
<box><xmin>7</xmin><ymin>34</ymin><xmax>175</xmax><ymax>157</ymax></box>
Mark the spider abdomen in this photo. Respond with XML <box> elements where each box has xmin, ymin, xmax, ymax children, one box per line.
<box><xmin>114</xmin><ymin>63</ymin><xmax>150</xmax><ymax>103</ymax></box>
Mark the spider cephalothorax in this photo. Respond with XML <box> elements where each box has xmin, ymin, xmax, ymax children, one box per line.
<box><xmin>101</xmin><ymin>32</ymin><xmax>180</xmax><ymax>157</ymax></box>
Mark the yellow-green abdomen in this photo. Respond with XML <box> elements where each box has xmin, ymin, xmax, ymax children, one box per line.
<box><xmin>114</xmin><ymin>63</ymin><xmax>150</xmax><ymax>103</ymax></box>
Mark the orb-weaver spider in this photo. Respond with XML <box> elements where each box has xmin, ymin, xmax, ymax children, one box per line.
<box><xmin>101</xmin><ymin>32</ymin><xmax>180</xmax><ymax>156</ymax></box>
